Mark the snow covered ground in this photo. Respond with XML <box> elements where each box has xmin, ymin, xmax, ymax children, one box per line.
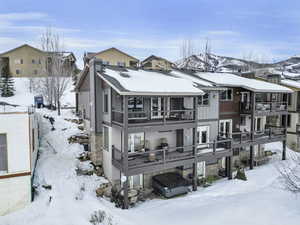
<box><xmin>0</xmin><ymin>78</ymin><xmax>75</xmax><ymax>109</ymax></box>
<box><xmin>0</xmin><ymin>110</ymin><xmax>300</xmax><ymax>225</ymax></box>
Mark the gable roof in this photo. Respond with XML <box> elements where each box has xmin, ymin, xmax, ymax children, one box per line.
<box><xmin>280</xmin><ymin>79</ymin><xmax>300</xmax><ymax>91</ymax></box>
<box><xmin>0</xmin><ymin>44</ymin><xmax>44</xmax><ymax>56</ymax></box>
<box><xmin>196</xmin><ymin>72</ymin><xmax>293</xmax><ymax>93</ymax></box>
<box><xmin>141</xmin><ymin>55</ymin><xmax>173</xmax><ymax>65</ymax></box>
<box><xmin>97</xmin><ymin>67</ymin><xmax>205</xmax><ymax>96</ymax></box>
<box><xmin>85</xmin><ymin>47</ymin><xmax>139</xmax><ymax>62</ymax></box>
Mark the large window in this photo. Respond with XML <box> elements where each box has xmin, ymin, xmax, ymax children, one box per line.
<box><xmin>281</xmin><ymin>114</ymin><xmax>291</xmax><ymax>128</ymax></box>
<box><xmin>103</xmin><ymin>126</ymin><xmax>109</xmax><ymax>151</ymax></box>
<box><xmin>117</xmin><ymin>62</ymin><xmax>126</xmax><ymax>67</ymax></box>
<box><xmin>198</xmin><ymin>93</ymin><xmax>209</xmax><ymax>106</ymax></box>
<box><xmin>0</xmin><ymin>134</ymin><xmax>8</xmax><ymax>172</ymax></box>
<box><xmin>128</xmin><ymin>97</ymin><xmax>143</xmax><ymax>111</ymax></box>
<box><xmin>220</xmin><ymin>89</ymin><xmax>233</xmax><ymax>101</ymax></box>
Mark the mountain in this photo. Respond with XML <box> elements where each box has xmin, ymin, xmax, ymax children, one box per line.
<box><xmin>175</xmin><ymin>53</ymin><xmax>300</xmax><ymax>79</ymax></box>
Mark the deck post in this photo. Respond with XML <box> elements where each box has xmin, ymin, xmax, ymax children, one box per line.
<box><xmin>192</xmin><ymin>97</ymin><xmax>198</xmax><ymax>191</ymax></box>
<box><xmin>123</xmin><ymin>96</ymin><xmax>129</xmax><ymax>209</ymax></box>
<box><xmin>226</xmin><ymin>156</ymin><xmax>233</xmax><ymax>180</ymax></box>
<box><xmin>249</xmin><ymin>92</ymin><xmax>256</xmax><ymax>170</ymax></box>
<box><xmin>282</xmin><ymin>113</ymin><xmax>288</xmax><ymax>160</ymax></box>
<box><xmin>163</xmin><ymin>96</ymin><xmax>167</xmax><ymax>124</ymax></box>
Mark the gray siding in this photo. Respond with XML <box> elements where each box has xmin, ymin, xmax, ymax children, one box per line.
<box><xmin>198</xmin><ymin>90</ymin><xmax>219</xmax><ymax>120</ymax></box>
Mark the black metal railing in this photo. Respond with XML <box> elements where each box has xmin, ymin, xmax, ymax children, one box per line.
<box><xmin>240</xmin><ymin>101</ymin><xmax>287</xmax><ymax>114</ymax></box>
<box><xmin>112</xmin><ymin>108</ymin><xmax>195</xmax><ymax>125</ymax></box>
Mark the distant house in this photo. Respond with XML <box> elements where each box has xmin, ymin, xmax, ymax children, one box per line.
<box><xmin>0</xmin><ymin>107</ymin><xmax>39</xmax><ymax>215</ymax></box>
<box><xmin>0</xmin><ymin>44</ymin><xmax>76</xmax><ymax>77</ymax></box>
<box><xmin>84</xmin><ymin>47</ymin><xmax>139</xmax><ymax>68</ymax></box>
<box><xmin>141</xmin><ymin>55</ymin><xmax>172</xmax><ymax>71</ymax></box>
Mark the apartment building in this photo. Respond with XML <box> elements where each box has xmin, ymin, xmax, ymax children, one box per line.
<box><xmin>84</xmin><ymin>47</ymin><xmax>139</xmax><ymax>68</ymax></box>
<box><xmin>0</xmin><ymin>107</ymin><xmax>39</xmax><ymax>215</ymax></box>
<box><xmin>0</xmin><ymin>44</ymin><xmax>76</xmax><ymax>77</ymax></box>
<box><xmin>75</xmin><ymin>48</ymin><xmax>291</xmax><ymax>209</ymax></box>
<box><xmin>141</xmin><ymin>55</ymin><xmax>172</xmax><ymax>71</ymax></box>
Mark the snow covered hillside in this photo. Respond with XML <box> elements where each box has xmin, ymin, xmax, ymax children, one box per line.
<box><xmin>176</xmin><ymin>53</ymin><xmax>300</xmax><ymax>78</ymax></box>
<box><xmin>0</xmin><ymin>78</ymin><xmax>75</xmax><ymax>108</ymax></box>
<box><xmin>0</xmin><ymin>109</ymin><xmax>299</xmax><ymax>225</ymax></box>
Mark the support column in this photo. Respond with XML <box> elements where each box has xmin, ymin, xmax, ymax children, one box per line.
<box><xmin>250</xmin><ymin>92</ymin><xmax>256</xmax><ymax>170</ymax></box>
<box><xmin>192</xmin><ymin>97</ymin><xmax>198</xmax><ymax>191</ymax></box>
<box><xmin>226</xmin><ymin>156</ymin><xmax>233</xmax><ymax>180</ymax></box>
<box><xmin>123</xmin><ymin>96</ymin><xmax>129</xmax><ymax>209</ymax></box>
<box><xmin>282</xmin><ymin>113</ymin><xmax>287</xmax><ymax>160</ymax></box>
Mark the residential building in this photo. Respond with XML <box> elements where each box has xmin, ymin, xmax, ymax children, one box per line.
<box><xmin>141</xmin><ymin>55</ymin><xmax>172</xmax><ymax>71</ymax></box>
<box><xmin>84</xmin><ymin>47</ymin><xmax>139</xmax><ymax>68</ymax></box>
<box><xmin>75</xmin><ymin>51</ymin><xmax>291</xmax><ymax>209</ymax></box>
<box><xmin>0</xmin><ymin>44</ymin><xmax>76</xmax><ymax>77</ymax></box>
<box><xmin>196</xmin><ymin>73</ymin><xmax>292</xmax><ymax>168</ymax></box>
<box><xmin>0</xmin><ymin>107</ymin><xmax>39</xmax><ymax>215</ymax></box>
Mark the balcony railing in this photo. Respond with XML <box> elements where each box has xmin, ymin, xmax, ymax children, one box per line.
<box><xmin>219</xmin><ymin>127</ymin><xmax>285</xmax><ymax>146</ymax></box>
<box><xmin>112</xmin><ymin>109</ymin><xmax>195</xmax><ymax>125</ymax></box>
<box><xmin>112</xmin><ymin>139</ymin><xmax>232</xmax><ymax>172</ymax></box>
<box><xmin>240</xmin><ymin>101</ymin><xmax>287</xmax><ymax>114</ymax></box>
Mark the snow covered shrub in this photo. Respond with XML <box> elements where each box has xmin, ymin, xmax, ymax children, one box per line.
<box><xmin>235</xmin><ymin>168</ymin><xmax>247</xmax><ymax>181</ymax></box>
<box><xmin>89</xmin><ymin>210</ymin><xmax>113</xmax><ymax>225</ymax></box>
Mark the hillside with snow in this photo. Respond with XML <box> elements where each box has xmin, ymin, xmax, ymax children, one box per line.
<box><xmin>0</xmin><ymin>78</ymin><xmax>75</xmax><ymax>110</ymax></box>
<box><xmin>175</xmin><ymin>53</ymin><xmax>300</xmax><ymax>78</ymax></box>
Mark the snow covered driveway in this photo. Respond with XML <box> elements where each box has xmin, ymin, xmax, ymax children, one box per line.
<box><xmin>0</xmin><ymin>110</ymin><xmax>300</xmax><ymax>225</ymax></box>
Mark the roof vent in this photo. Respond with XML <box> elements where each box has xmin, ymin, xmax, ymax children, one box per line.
<box><xmin>119</xmin><ymin>72</ymin><xmax>130</xmax><ymax>78</ymax></box>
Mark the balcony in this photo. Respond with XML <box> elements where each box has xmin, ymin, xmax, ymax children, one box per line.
<box><xmin>112</xmin><ymin>139</ymin><xmax>231</xmax><ymax>176</ymax></box>
<box><xmin>240</xmin><ymin>101</ymin><xmax>287</xmax><ymax>115</ymax></box>
<box><xmin>219</xmin><ymin>127</ymin><xmax>286</xmax><ymax>148</ymax></box>
<box><xmin>112</xmin><ymin>109</ymin><xmax>195</xmax><ymax>127</ymax></box>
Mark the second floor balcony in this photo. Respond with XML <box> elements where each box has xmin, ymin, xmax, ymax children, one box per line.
<box><xmin>111</xmin><ymin>96</ymin><xmax>196</xmax><ymax>127</ymax></box>
<box><xmin>240</xmin><ymin>101</ymin><xmax>287</xmax><ymax>115</ymax></box>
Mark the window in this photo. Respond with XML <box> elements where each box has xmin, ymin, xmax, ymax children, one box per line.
<box><xmin>281</xmin><ymin>114</ymin><xmax>291</xmax><ymax>127</ymax></box>
<box><xmin>128</xmin><ymin>97</ymin><xmax>143</xmax><ymax>111</ymax></box>
<box><xmin>33</xmin><ymin>70</ymin><xmax>38</xmax><ymax>75</ymax></box>
<box><xmin>16</xmin><ymin>69</ymin><xmax>21</xmax><ymax>75</ymax></box>
<box><xmin>32</xmin><ymin>59</ymin><xmax>36</xmax><ymax>64</ymax></box>
<box><xmin>14</xmin><ymin>59</ymin><xmax>23</xmax><ymax>64</ymax></box>
<box><xmin>288</xmin><ymin>93</ymin><xmax>292</xmax><ymax>106</ymax></box>
<box><xmin>240</xmin><ymin>116</ymin><xmax>246</xmax><ymax>126</ymax></box>
<box><xmin>198</xmin><ymin>93</ymin><xmax>209</xmax><ymax>106</ymax></box>
<box><xmin>0</xmin><ymin>134</ymin><xmax>8</xmax><ymax>172</ymax></box>
<box><xmin>101</xmin><ymin>60</ymin><xmax>109</xmax><ymax>65</ymax></box>
<box><xmin>256</xmin><ymin>117</ymin><xmax>262</xmax><ymax>131</ymax></box>
<box><xmin>117</xmin><ymin>62</ymin><xmax>126</xmax><ymax>67</ymax></box>
<box><xmin>103</xmin><ymin>126</ymin><xmax>109</xmax><ymax>151</ymax></box>
<box><xmin>220</xmin><ymin>89</ymin><xmax>233</xmax><ymax>101</ymax></box>
<box><xmin>38</xmin><ymin>59</ymin><xmax>41</xmax><ymax>64</ymax></box>
<box><xmin>103</xmin><ymin>94</ymin><xmax>108</xmax><ymax>113</ymax></box>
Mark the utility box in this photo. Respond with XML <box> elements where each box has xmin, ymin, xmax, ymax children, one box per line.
<box><xmin>34</xmin><ymin>96</ymin><xmax>44</xmax><ymax>108</ymax></box>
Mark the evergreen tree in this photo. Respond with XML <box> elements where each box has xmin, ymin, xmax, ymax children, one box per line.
<box><xmin>0</xmin><ymin>74</ymin><xmax>15</xmax><ymax>97</ymax></box>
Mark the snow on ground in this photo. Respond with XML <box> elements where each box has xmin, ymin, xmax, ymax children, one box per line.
<box><xmin>1</xmin><ymin>111</ymin><xmax>300</xmax><ymax>225</ymax></box>
<box><xmin>0</xmin><ymin>77</ymin><xmax>75</xmax><ymax>109</ymax></box>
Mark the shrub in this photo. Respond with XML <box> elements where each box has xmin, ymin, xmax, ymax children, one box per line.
<box><xmin>235</xmin><ymin>168</ymin><xmax>247</xmax><ymax>181</ymax></box>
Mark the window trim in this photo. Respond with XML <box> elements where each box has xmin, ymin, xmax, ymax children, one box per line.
<box><xmin>0</xmin><ymin>133</ymin><xmax>8</xmax><ymax>173</ymax></box>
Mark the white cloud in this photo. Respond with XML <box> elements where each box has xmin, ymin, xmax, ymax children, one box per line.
<box><xmin>0</xmin><ymin>12</ymin><xmax>48</xmax><ymax>21</ymax></box>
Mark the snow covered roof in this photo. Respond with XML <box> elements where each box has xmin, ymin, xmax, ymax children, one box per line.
<box><xmin>196</xmin><ymin>72</ymin><xmax>293</xmax><ymax>93</ymax></box>
<box><xmin>281</xmin><ymin>79</ymin><xmax>300</xmax><ymax>90</ymax></box>
<box><xmin>97</xmin><ymin>68</ymin><xmax>206</xmax><ymax>96</ymax></box>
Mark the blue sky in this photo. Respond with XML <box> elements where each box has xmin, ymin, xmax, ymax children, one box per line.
<box><xmin>1</xmin><ymin>0</ymin><xmax>300</xmax><ymax>68</ymax></box>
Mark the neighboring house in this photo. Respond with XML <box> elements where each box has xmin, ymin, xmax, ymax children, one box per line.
<box><xmin>84</xmin><ymin>47</ymin><xmax>139</xmax><ymax>68</ymax></box>
<box><xmin>196</xmin><ymin>73</ymin><xmax>292</xmax><ymax>168</ymax></box>
<box><xmin>0</xmin><ymin>44</ymin><xmax>76</xmax><ymax>77</ymax></box>
<box><xmin>0</xmin><ymin>107</ymin><xmax>39</xmax><ymax>215</ymax></box>
<box><xmin>141</xmin><ymin>55</ymin><xmax>172</xmax><ymax>71</ymax></box>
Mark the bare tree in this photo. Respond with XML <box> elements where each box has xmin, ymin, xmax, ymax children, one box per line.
<box><xmin>34</xmin><ymin>28</ymin><xmax>73</xmax><ymax>115</ymax></box>
<box><xmin>203</xmin><ymin>38</ymin><xmax>212</xmax><ymax>72</ymax></box>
